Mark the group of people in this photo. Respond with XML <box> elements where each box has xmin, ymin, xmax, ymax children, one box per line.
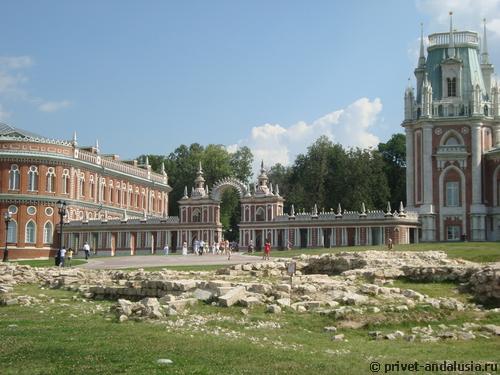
<box><xmin>54</xmin><ymin>241</ymin><xmax>92</xmax><ymax>267</ymax></box>
<box><xmin>174</xmin><ymin>239</ymin><xmax>236</xmax><ymax>260</ymax></box>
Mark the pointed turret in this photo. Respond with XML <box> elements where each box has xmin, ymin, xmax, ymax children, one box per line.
<box><xmin>192</xmin><ymin>161</ymin><xmax>207</xmax><ymax>198</ymax></box>
<box><xmin>72</xmin><ymin>131</ymin><xmax>78</xmax><ymax>147</ymax></box>
<box><xmin>312</xmin><ymin>204</ymin><xmax>318</xmax><ymax>217</ymax></box>
<box><xmin>336</xmin><ymin>203</ymin><xmax>342</xmax><ymax>218</ymax></box>
<box><xmin>481</xmin><ymin>18</ymin><xmax>495</xmax><ymax>95</ymax></box>
<box><xmin>275</xmin><ymin>184</ymin><xmax>280</xmax><ymax>196</ymax></box>
<box><xmin>360</xmin><ymin>202</ymin><xmax>367</xmax><ymax>217</ymax></box>
<box><xmin>290</xmin><ymin>204</ymin><xmax>295</xmax><ymax>217</ymax></box>
<box><xmin>145</xmin><ymin>156</ymin><xmax>149</xmax><ymax>166</ymax></box>
<box><xmin>481</xmin><ymin>18</ymin><xmax>489</xmax><ymax>64</ymax></box>
<box><xmin>182</xmin><ymin>186</ymin><xmax>188</xmax><ymax>199</ymax></box>
<box><xmin>418</xmin><ymin>22</ymin><xmax>426</xmax><ymax>68</ymax></box>
<box><xmin>95</xmin><ymin>139</ymin><xmax>100</xmax><ymax>153</ymax></box>
<box><xmin>404</xmin><ymin>78</ymin><xmax>415</xmax><ymax>120</ymax></box>
<box><xmin>385</xmin><ymin>201</ymin><xmax>392</xmax><ymax>217</ymax></box>
<box><xmin>161</xmin><ymin>162</ymin><xmax>166</xmax><ymax>176</ymax></box>
<box><xmin>448</xmin><ymin>12</ymin><xmax>456</xmax><ymax>59</ymax></box>
<box><xmin>421</xmin><ymin>73</ymin><xmax>433</xmax><ymax>118</ymax></box>
<box><xmin>255</xmin><ymin>160</ymin><xmax>271</xmax><ymax>196</ymax></box>
<box><xmin>398</xmin><ymin>201</ymin><xmax>407</xmax><ymax>217</ymax></box>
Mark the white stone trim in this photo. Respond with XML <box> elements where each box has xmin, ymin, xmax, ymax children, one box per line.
<box><xmin>438</xmin><ymin>165</ymin><xmax>467</xmax><ymax>240</ymax></box>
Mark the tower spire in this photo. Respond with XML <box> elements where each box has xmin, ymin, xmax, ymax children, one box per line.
<box><xmin>448</xmin><ymin>11</ymin><xmax>455</xmax><ymax>58</ymax></box>
<box><xmin>482</xmin><ymin>18</ymin><xmax>490</xmax><ymax>64</ymax></box>
<box><xmin>418</xmin><ymin>22</ymin><xmax>426</xmax><ymax>67</ymax></box>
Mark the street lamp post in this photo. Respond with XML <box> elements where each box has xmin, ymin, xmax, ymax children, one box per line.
<box><xmin>3</xmin><ymin>211</ymin><xmax>12</xmax><ymax>262</ymax></box>
<box><xmin>56</xmin><ymin>200</ymin><xmax>67</xmax><ymax>262</ymax></box>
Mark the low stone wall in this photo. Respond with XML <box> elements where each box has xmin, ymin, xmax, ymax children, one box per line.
<box><xmin>468</xmin><ymin>264</ymin><xmax>500</xmax><ymax>305</ymax></box>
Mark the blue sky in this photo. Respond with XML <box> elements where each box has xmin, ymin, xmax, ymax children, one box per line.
<box><xmin>1</xmin><ymin>0</ymin><xmax>500</xmax><ymax>171</ymax></box>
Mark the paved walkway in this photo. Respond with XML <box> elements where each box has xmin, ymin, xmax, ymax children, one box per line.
<box><xmin>78</xmin><ymin>252</ymin><xmax>262</xmax><ymax>270</ymax></box>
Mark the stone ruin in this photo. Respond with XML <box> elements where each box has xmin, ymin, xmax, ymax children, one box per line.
<box><xmin>0</xmin><ymin>251</ymin><xmax>499</xmax><ymax>342</ymax></box>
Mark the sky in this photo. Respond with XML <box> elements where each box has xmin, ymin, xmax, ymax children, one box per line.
<box><xmin>1</xmin><ymin>0</ymin><xmax>500</xmax><ymax>174</ymax></box>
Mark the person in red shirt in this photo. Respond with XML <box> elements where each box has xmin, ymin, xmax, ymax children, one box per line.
<box><xmin>263</xmin><ymin>241</ymin><xmax>271</xmax><ymax>260</ymax></box>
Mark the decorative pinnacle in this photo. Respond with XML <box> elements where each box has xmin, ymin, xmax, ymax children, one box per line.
<box><xmin>72</xmin><ymin>131</ymin><xmax>78</xmax><ymax>146</ymax></box>
<box><xmin>448</xmin><ymin>11</ymin><xmax>455</xmax><ymax>58</ymax></box>
<box><xmin>482</xmin><ymin>18</ymin><xmax>490</xmax><ymax>64</ymax></box>
<box><xmin>95</xmin><ymin>139</ymin><xmax>100</xmax><ymax>153</ymax></box>
<box><xmin>418</xmin><ymin>22</ymin><xmax>426</xmax><ymax>67</ymax></box>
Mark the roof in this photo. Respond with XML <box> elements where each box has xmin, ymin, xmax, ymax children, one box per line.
<box><xmin>0</xmin><ymin>122</ymin><xmax>45</xmax><ymax>139</ymax></box>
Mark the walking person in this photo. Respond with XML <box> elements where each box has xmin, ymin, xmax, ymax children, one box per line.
<box><xmin>83</xmin><ymin>241</ymin><xmax>91</xmax><ymax>260</ymax></box>
<box><xmin>163</xmin><ymin>244</ymin><xmax>169</xmax><ymax>256</ymax></box>
<box><xmin>263</xmin><ymin>240</ymin><xmax>271</xmax><ymax>261</ymax></box>
<box><xmin>387</xmin><ymin>238</ymin><xmax>393</xmax><ymax>251</ymax></box>
<box><xmin>182</xmin><ymin>241</ymin><xmax>188</xmax><ymax>255</ymax></box>
<box><xmin>248</xmin><ymin>240</ymin><xmax>254</xmax><ymax>254</ymax></box>
<box><xmin>67</xmin><ymin>248</ymin><xmax>73</xmax><ymax>267</ymax></box>
<box><xmin>59</xmin><ymin>246</ymin><xmax>67</xmax><ymax>267</ymax></box>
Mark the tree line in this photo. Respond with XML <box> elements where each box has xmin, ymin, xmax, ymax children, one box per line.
<box><xmin>141</xmin><ymin>133</ymin><xmax>406</xmax><ymax>239</ymax></box>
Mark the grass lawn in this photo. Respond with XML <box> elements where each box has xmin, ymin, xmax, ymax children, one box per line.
<box><xmin>0</xmin><ymin>284</ymin><xmax>499</xmax><ymax>374</ymax></box>
<box><xmin>251</xmin><ymin>242</ymin><xmax>500</xmax><ymax>262</ymax></box>
<box><xmin>12</xmin><ymin>259</ymin><xmax>87</xmax><ymax>268</ymax></box>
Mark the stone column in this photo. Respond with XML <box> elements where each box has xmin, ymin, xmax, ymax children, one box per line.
<box><xmin>405</xmin><ymin>127</ymin><xmax>415</xmax><ymax>208</ymax></box>
<box><xmin>422</xmin><ymin>123</ymin><xmax>433</xmax><ymax>208</ymax></box>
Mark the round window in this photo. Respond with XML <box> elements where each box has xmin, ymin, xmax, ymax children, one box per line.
<box><xmin>27</xmin><ymin>206</ymin><xmax>37</xmax><ymax>215</ymax></box>
<box><xmin>45</xmin><ymin>207</ymin><xmax>54</xmax><ymax>216</ymax></box>
<box><xmin>8</xmin><ymin>205</ymin><xmax>18</xmax><ymax>214</ymax></box>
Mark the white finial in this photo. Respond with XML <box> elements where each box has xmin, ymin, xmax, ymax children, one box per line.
<box><xmin>145</xmin><ymin>156</ymin><xmax>149</xmax><ymax>166</ymax></box>
<box><xmin>385</xmin><ymin>201</ymin><xmax>392</xmax><ymax>217</ymax></box>
<box><xmin>361</xmin><ymin>202</ymin><xmax>366</xmax><ymax>214</ymax></box>
<box><xmin>95</xmin><ymin>139</ymin><xmax>100</xmax><ymax>153</ymax></box>
<box><xmin>161</xmin><ymin>162</ymin><xmax>166</xmax><ymax>175</ymax></box>
<box><xmin>336</xmin><ymin>203</ymin><xmax>342</xmax><ymax>216</ymax></box>
<box><xmin>72</xmin><ymin>131</ymin><xmax>78</xmax><ymax>146</ymax></box>
<box><xmin>183</xmin><ymin>186</ymin><xmax>188</xmax><ymax>198</ymax></box>
<box><xmin>198</xmin><ymin>161</ymin><xmax>203</xmax><ymax>173</ymax></box>
<box><xmin>275</xmin><ymin>184</ymin><xmax>280</xmax><ymax>196</ymax></box>
<box><xmin>290</xmin><ymin>204</ymin><xmax>295</xmax><ymax>216</ymax></box>
<box><xmin>269</xmin><ymin>182</ymin><xmax>274</xmax><ymax>195</ymax></box>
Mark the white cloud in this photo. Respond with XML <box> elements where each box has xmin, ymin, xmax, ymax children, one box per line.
<box><xmin>38</xmin><ymin>100</ymin><xmax>72</xmax><ymax>113</ymax></box>
<box><xmin>416</xmin><ymin>0</ymin><xmax>500</xmax><ymax>38</ymax></box>
<box><xmin>232</xmin><ymin>97</ymin><xmax>382</xmax><ymax>174</ymax></box>
<box><xmin>0</xmin><ymin>56</ymin><xmax>33</xmax><ymax>70</ymax></box>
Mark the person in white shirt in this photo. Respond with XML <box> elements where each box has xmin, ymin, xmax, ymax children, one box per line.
<box><xmin>83</xmin><ymin>242</ymin><xmax>91</xmax><ymax>260</ymax></box>
<box><xmin>163</xmin><ymin>244</ymin><xmax>169</xmax><ymax>256</ymax></box>
<box><xmin>59</xmin><ymin>246</ymin><xmax>67</xmax><ymax>267</ymax></box>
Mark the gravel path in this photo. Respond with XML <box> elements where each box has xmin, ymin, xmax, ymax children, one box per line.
<box><xmin>78</xmin><ymin>252</ymin><xmax>261</xmax><ymax>270</ymax></box>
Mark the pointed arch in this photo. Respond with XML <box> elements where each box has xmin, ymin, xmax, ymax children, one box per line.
<box><xmin>439</xmin><ymin>129</ymin><xmax>465</xmax><ymax>146</ymax></box>
<box><xmin>9</xmin><ymin>164</ymin><xmax>20</xmax><ymax>190</ymax></box>
<box><xmin>256</xmin><ymin>207</ymin><xmax>265</xmax><ymax>222</ymax></box>
<box><xmin>25</xmin><ymin>220</ymin><xmax>36</xmax><ymax>244</ymax></box>
<box><xmin>43</xmin><ymin>221</ymin><xmax>54</xmax><ymax>244</ymax></box>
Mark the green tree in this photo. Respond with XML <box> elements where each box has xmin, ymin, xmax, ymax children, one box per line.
<box><xmin>377</xmin><ymin>133</ymin><xmax>406</xmax><ymax>208</ymax></box>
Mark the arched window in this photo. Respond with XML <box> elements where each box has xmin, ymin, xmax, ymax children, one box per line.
<box><xmin>62</xmin><ymin>169</ymin><xmax>70</xmax><ymax>194</ymax></box>
<box><xmin>28</xmin><ymin>166</ymin><xmax>38</xmax><ymax>191</ymax></box>
<box><xmin>447</xmin><ymin>77</ymin><xmax>457</xmax><ymax>97</ymax></box>
<box><xmin>99</xmin><ymin>178</ymin><xmax>106</xmax><ymax>202</ymax></box>
<box><xmin>43</xmin><ymin>221</ymin><xmax>53</xmax><ymax>244</ymax></box>
<box><xmin>256</xmin><ymin>207</ymin><xmax>265</xmax><ymax>222</ymax></box>
<box><xmin>7</xmin><ymin>220</ymin><xmax>17</xmax><ymax>243</ymax></box>
<box><xmin>149</xmin><ymin>192</ymin><xmax>154</xmax><ymax>211</ymax></box>
<box><xmin>192</xmin><ymin>208</ymin><xmax>201</xmax><ymax>222</ymax></box>
<box><xmin>46</xmin><ymin>167</ymin><xmax>56</xmax><ymax>193</ymax></box>
<box><xmin>79</xmin><ymin>173</ymin><xmax>85</xmax><ymax>197</ymax></box>
<box><xmin>444</xmin><ymin>136</ymin><xmax>459</xmax><ymax>146</ymax></box>
<box><xmin>89</xmin><ymin>175</ymin><xmax>95</xmax><ymax>199</ymax></box>
<box><xmin>135</xmin><ymin>188</ymin><xmax>140</xmax><ymax>207</ymax></box>
<box><xmin>25</xmin><ymin>220</ymin><xmax>36</xmax><ymax>243</ymax></box>
<box><xmin>9</xmin><ymin>165</ymin><xmax>20</xmax><ymax>190</ymax></box>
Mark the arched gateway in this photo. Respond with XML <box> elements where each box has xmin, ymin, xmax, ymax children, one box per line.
<box><xmin>211</xmin><ymin>177</ymin><xmax>249</xmax><ymax>201</ymax></box>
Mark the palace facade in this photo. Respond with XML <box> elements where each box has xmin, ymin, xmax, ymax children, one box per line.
<box><xmin>403</xmin><ymin>15</ymin><xmax>500</xmax><ymax>241</ymax></box>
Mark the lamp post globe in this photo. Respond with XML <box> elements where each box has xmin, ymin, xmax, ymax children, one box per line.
<box><xmin>3</xmin><ymin>211</ymin><xmax>12</xmax><ymax>262</ymax></box>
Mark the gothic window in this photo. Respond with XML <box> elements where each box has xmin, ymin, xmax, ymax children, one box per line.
<box><xmin>9</xmin><ymin>165</ymin><xmax>20</xmax><ymax>190</ymax></box>
<box><xmin>62</xmin><ymin>169</ymin><xmax>70</xmax><ymax>194</ymax></box>
<box><xmin>25</xmin><ymin>220</ymin><xmax>36</xmax><ymax>243</ymax></box>
<box><xmin>484</xmin><ymin>105</ymin><xmax>489</xmax><ymax>116</ymax></box>
<box><xmin>256</xmin><ymin>207</ymin><xmax>265</xmax><ymax>222</ymax></box>
<box><xmin>43</xmin><ymin>222</ymin><xmax>53</xmax><ymax>244</ymax></box>
<box><xmin>28</xmin><ymin>166</ymin><xmax>38</xmax><ymax>191</ymax></box>
<box><xmin>445</xmin><ymin>181</ymin><xmax>459</xmax><ymax>207</ymax></box>
<box><xmin>7</xmin><ymin>220</ymin><xmax>17</xmax><ymax>243</ymax></box>
<box><xmin>192</xmin><ymin>209</ymin><xmax>201</xmax><ymax>222</ymax></box>
<box><xmin>99</xmin><ymin>178</ymin><xmax>105</xmax><ymax>202</ymax></box>
<box><xmin>46</xmin><ymin>167</ymin><xmax>56</xmax><ymax>193</ymax></box>
<box><xmin>447</xmin><ymin>77</ymin><xmax>457</xmax><ymax>97</ymax></box>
